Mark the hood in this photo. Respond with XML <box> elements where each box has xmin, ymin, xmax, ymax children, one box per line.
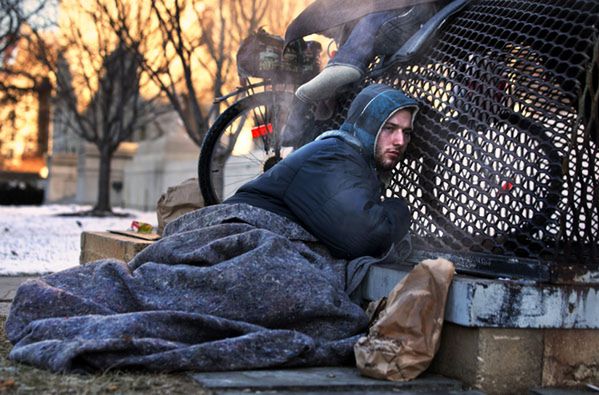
<box><xmin>339</xmin><ymin>84</ymin><xmax>419</xmax><ymax>160</ymax></box>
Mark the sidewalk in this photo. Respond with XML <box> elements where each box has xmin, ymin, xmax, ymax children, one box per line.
<box><xmin>0</xmin><ymin>276</ymin><xmax>36</xmax><ymax>316</ymax></box>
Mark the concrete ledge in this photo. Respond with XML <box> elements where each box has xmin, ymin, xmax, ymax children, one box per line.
<box><xmin>362</xmin><ymin>263</ymin><xmax>599</xmax><ymax>328</ymax></box>
<box><xmin>80</xmin><ymin>231</ymin><xmax>154</xmax><ymax>264</ymax></box>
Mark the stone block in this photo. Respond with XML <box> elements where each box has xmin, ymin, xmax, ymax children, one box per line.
<box><xmin>430</xmin><ymin>323</ymin><xmax>479</xmax><ymax>387</ymax></box>
<box><xmin>431</xmin><ymin>323</ymin><xmax>543</xmax><ymax>395</ymax></box>
<box><xmin>80</xmin><ymin>231</ymin><xmax>153</xmax><ymax>264</ymax></box>
<box><xmin>543</xmin><ymin>330</ymin><xmax>599</xmax><ymax>387</ymax></box>
<box><xmin>0</xmin><ymin>276</ymin><xmax>37</xmax><ymax>317</ymax></box>
<box><xmin>476</xmin><ymin>328</ymin><xmax>544</xmax><ymax>394</ymax></box>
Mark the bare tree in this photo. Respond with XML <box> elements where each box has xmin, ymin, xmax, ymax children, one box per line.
<box><xmin>38</xmin><ymin>1</ymin><xmax>164</xmax><ymax>215</ymax></box>
<box><xmin>105</xmin><ymin>0</ymin><xmax>309</xmax><ymax>198</ymax></box>
<box><xmin>0</xmin><ymin>0</ymin><xmax>25</xmax><ymax>99</ymax></box>
<box><xmin>0</xmin><ymin>0</ymin><xmax>56</xmax><ymax>168</ymax></box>
<box><xmin>147</xmin><ymin>0</ymin><xmax>268</xmax><ymax>145</ymax></box>
<box><xmin>108</xmin><ymin>0</ymin><xmax>281</xmax><ymax>147</ymax></box>
<box><xmin>0</xmin><ymin>0</ymin><xmax>54</xmax><ymax>101</ymax></box>
<box><xmin>0</xmin><ymin>0</ymin><xmax>30</xmax><ymax>58</ymax></box>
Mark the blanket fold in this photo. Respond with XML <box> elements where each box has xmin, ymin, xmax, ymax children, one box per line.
<box><xmin>6</xmin><ymin>204</ymin><xmax>384</xmax><ymax>372</ymax></box>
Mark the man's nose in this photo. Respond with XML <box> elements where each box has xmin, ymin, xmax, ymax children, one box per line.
<box><xmin>392</xmin><ymin>130</ymin><xmax>406</xmax><ymax>146</ymax></box>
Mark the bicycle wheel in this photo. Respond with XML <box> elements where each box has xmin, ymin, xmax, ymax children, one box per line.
<box><xmin>419</xmin><ymin>113</ymin><xmax>562</xmax><ymax>243</ymax></box>
<box><xmin>198</xmin><ymin>91</ymin><xmax>295</xmax><ymax>205</ymax></box>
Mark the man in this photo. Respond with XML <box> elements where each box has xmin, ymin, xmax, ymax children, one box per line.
<box><xmin>227</xmin><ymin>84</ymin><xmax>417</xmax><ymax>259</ymax></box>
<box><xmin>5</xmin><ymin>85</ymin><xmax>418</xmax><ymax>374</ymax></box>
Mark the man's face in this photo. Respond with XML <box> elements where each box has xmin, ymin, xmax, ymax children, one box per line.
<box><xmin>374</xmin><ymin>109</ymin><xmax>413</xmax><ymax>171</ymax></box>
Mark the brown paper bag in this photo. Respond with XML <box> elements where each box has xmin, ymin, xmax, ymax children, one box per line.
<box><xmin>156</xmin><ymin>178</ymin><xmax>204</xmax><ymax>234</ymax></box>
<box><xmin>354</xmin><ymin>258</ymin><xmax>455</xmax><ymax>381</ymax></box>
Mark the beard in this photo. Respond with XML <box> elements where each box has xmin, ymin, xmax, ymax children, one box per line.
<box><xmin>374</xmin><ymin>147</ymin><xmax>403</xmax><ymax>171</ymax></box>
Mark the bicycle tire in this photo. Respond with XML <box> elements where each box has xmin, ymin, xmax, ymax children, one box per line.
<box><xmin>198</xmin><ymin>91</ymin><xmax>295</xmax><ymax>205</ymax></box>
<box><xmin>418</xmin><ymin>112</ymin><xmax>562</xmax><ymax>244</ymax></box>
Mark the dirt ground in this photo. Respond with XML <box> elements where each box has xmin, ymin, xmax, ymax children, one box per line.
<box><xmin>0</xmin><ymin>317</ymin><xmax>210</xmax><ymax>394</ymax></box>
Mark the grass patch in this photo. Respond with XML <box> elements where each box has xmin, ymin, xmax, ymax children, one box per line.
<box><xmin>0</xmin><ymin>316</ymin><xmax>210</xmax><ymax>394</ymax></box>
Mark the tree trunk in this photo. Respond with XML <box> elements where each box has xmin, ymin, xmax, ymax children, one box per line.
<box><xmin>94</xmin><ymin>145</ymin><xmax>113</xmax><ymax>214</ymax></box>
<box><xmin>36</xmin><ymin>77</ymin><xmax>52</xmax><ymax>157</ymax></box>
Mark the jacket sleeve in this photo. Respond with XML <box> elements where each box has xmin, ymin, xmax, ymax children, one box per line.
<box><xmin>282</xmin><ymin>144</ymin><xmax>410</xmax><ymax>259</ymax></box>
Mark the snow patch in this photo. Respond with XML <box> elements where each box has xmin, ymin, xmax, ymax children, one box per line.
<box><xmin>0</xmin><ymin>205</ymin><xmax>156</xmax><ymax>275</ymax></box>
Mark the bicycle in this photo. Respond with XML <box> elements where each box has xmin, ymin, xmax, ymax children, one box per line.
<box><xmin>198</xmin><ymin>0</ymin><xmax>469</xmax><ymax>205</ymax></box>
<box><xmin>197</xmin><ymin>0</ymin><xmax>563</xmax><ymax>248</ymax></box>
<box><xmin>196</xmin><ymin>29</ymin><xmax>321</xmax><ymax>205</ymax></box>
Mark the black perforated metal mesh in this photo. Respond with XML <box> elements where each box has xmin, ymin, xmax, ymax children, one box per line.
<box><xmin>331</xmin><ymin>0</ymin><xmax>599</xmax><ymax>279</ymax></box>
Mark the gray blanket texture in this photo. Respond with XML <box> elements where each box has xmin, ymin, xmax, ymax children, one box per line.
<box><xmin>5</xmin><ymin>203</ymin><xmax>410</xmax><ymax>373</ymax></box>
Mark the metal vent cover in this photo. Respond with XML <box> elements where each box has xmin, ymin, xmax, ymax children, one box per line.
<box><xmin>330</xmin><ymin>0</ymin><xmax>599</xmax><ymax>281</ymax></box>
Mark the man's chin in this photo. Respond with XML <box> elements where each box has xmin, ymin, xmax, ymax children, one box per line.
<box><xmin>376</xmin><ymin>160</ymin><xmax>400</xmax><ymax>172</ymax></box>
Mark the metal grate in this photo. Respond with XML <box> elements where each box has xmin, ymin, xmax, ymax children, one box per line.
<box><xmin>330</xmin><ymin>0</ymin><xmax>599</xmax><ymax>281</ymax></box>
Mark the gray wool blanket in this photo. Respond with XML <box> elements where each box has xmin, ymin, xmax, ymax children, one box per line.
<box><xmin>5</xmin><ymin>203</ymin><xmax>410</xmax><ymax>373</ymax></box>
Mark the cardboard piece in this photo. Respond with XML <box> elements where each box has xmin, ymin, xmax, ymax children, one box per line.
<box><xmin>354</xmin><ymin>258</ymin><xmax>455</xmax><ymax>381</ymax></box>
<box><xmin>107</xmin><ymin>230</ymin><xmax>161</xmax><ymax>241</ymax></box>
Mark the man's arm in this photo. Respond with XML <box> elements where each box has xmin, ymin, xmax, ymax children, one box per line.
<box><xmin>283</xmin><ymin>143</ymin><xmax>410</xmax><ymax>259</ymax></box>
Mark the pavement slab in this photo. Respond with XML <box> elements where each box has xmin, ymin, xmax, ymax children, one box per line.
<box><xmin>530</xmin><ymin>388</ymin><xmax>599</xmax><ymax>394</ymax></box>
<box><xmin>0</xmin><ymin>276</ymin><xmax>36</xmax><ymax>317</ymax></box>
<box><xmin>0</xmin><ymin>276</ymin><xmax>37</xmax><ymax>302</ymax></box>
<box><xmin>0</xmin><ymin>302</ymin><xmax>10</xmax><ymax>316</ymax></box>
<box><xmin>190</xmin><ymin>367</ymin><xmax>465</xmax><ymax>393</ymax></box>
<box><xmin>217</xmin><ymin>392</ymin><xmax>484</xmax><ymax>395</ymax></box>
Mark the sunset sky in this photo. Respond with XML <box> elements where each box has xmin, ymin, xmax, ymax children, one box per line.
<box><xmin>0</xmin><ymin>0</ymin><xmax>311</xmax><ymax>174</ymax></box>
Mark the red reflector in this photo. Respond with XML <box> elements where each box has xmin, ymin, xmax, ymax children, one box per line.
<box><xmin>501</xmin><ymin>181</ymin><xmax>514</xmax><ymax>191</ymax></box>
<box><xmin>251</xmin><ymin>123</ymin><xmax>273</xmax><ymax>138</ymax></box>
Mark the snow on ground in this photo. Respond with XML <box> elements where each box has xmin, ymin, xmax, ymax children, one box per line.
<box><xmin>0</xmin><ymin>205</ymin><xmax>156</xmax><ymax>275</ymax></box>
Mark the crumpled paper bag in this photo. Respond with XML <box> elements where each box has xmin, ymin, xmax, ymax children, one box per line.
<box><xmin>354</xmin><ymin>258</ymin><xmax>455</xmax><ymax>381</ymax></box>
<box><xmin>156</xmin><ymin>178</ymin><xmax>204</xmax><ymax>234</ymax></box>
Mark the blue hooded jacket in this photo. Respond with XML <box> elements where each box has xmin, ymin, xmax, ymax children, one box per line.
<box><xmin>226</xmin><ymin>84</ymin><xmax>418</xmax><ymax>259</ymax></box>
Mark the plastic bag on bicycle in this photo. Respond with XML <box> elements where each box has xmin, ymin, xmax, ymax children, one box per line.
<box><xmin>237</xmin><ymin>28</ymin><xmax>321</xmax><ymax>83</ymax></box>
<box><xmin>237</xmin><ymin>29</ymin><xmax>284</xmax><ymax>78</ymax></box>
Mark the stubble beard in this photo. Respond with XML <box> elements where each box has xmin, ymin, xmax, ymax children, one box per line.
<box><xmin>375</xmin><ymin>149</ymin><xmax>403</xmax><ymax>172</ymax></box>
